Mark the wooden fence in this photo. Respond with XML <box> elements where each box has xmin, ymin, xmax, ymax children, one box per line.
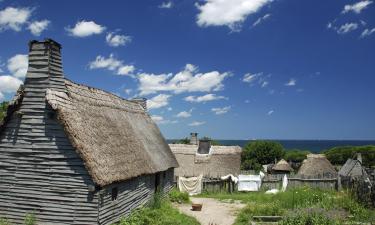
<box><xmin>262</xmin><ymin>174</ymin><xmax>338</xmax><ymax>190</ymax></box>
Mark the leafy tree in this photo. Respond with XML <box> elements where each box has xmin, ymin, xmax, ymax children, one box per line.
<box><xmin>241</xmin><ymin>140</ymin><xmax>285</xmax><ymax>171</ymax></box>
<box><xmin>176</xmin><ymin>137</ymin><xmax>190</xmax><ymax>144</ymax></box>
<box><xmin>0</xmin><ymin>101</ymin><xmax>9</xmax><ymax>121</ymax></box>
<box><xmin>284</xmin><ymin>149</ymin><xmax>311</xmax><ymax>163</ymax></box>
<box><xmin>323</xmin><ymin>145</ymin><xmax>375</xmax><ymax>167</ymax></box>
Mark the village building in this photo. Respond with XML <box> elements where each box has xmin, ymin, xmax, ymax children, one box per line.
<box><xmin>272</xmin><ymin>159</ymin><xmax>293</xmax><ymax>174</ymax></box>
<box><xmin>297</xmin><ymin>154</ymin><xmax>338</xmax><ymax>178</ymax></box>
<box><xmin>169</xmin><ymin>133</ymin><xmax>242</xmax><ymax>179</ymax></box>
<box><xmin>338</xmin><ymin>153</ymin><xmax>368</xmax><ymax>178</ymax></box>
<box><xmin>0</xmin><ymin>39</ymin><xmax>178</xmax><ymax>225</ymax></box>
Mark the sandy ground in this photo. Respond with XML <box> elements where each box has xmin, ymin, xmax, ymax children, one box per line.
<box><xmin>174</xmin><ymin>197</ymin><xmax>246</xmax><ymax>225</ymax></box>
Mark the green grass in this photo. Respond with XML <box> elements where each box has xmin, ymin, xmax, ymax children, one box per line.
<box><xmin>117</xmin><ymin>200</ymin><xmax>199</xmax><ymax>225</ymax></box>
<box><xmin>197</xmin><ymin>187</ymin><xmax>375</xmax><ymax>225</ymax></box>
<box><xmin>0</xmin><ymin>214</ymin><xmax>36</xmax><ymax>225</ymax></box>
<box><xmin>168</xmin><ymin>188</ymin><xmax>190</xmax><ymax>204</ymax></box>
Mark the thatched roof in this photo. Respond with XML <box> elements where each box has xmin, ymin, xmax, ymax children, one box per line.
<box><xmin>46</xmin><ymin>80</ymin><xmax>178</xmax><ymax>186</ymax></box>
<box><xmin>169</xmin><ymin>144</ymin><xmax>241</xmax><ymax>178</ymax></box>
<box><xmin>272</xmin><ymin>159</ymin><xmax>293</xmax><ymax>172</ymax></box>
<box><xmin>297</xmin><ymin>154</ymin><xmax>337</xmax><ymax>178</ymax></box>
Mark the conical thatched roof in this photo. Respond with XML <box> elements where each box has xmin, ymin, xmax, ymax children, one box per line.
<box><xmin>297</xmin><ymin>154</ymin><xmax>337</xmax><ymax>178</ymax></box>
<box><xmin>273</xmin><ymin>159</ymin><xmax>293</xmax><ymax>172</ymax></box>
<box><xmin>45</xmin><ymin>80</ymin><xmax>178</xmax><ymax>186</ymax></box>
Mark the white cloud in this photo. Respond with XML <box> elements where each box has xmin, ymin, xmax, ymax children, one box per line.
<box><xmin>7</xmin><ymin>54</ymin><xmax>28</xmax><ymax>78</ymax></box>
<box><xmin>267</xmin><ymin>110</ymin><xmax>274</xmax><ymax>116</ymax></box>
<box><xmin>261</xmin><ymin>81</ymin><xmax>268</xmax><ymax>88</ymax></box>
<box><xmin>196</xmin><ymin>0</ymin><xmax>272</xmax><ymax>31</ymax></box>
<box><xmin>253</xmin><ymin>13</ymin><xmax>271</xmax><ymax>27</ymax></box>
<box><xmin>106</xmin><ymin>32</ymin><xmax>132</xmax><ymax>47</ymax></box>
<box><xmin>211</xmin><ymin>106</ymin><xmax>231</xmax><ymax>115</ymax></box>
<box><xmin>138</xmin><ymin>64</ymin><xmax>230</xmax><ymax>95</ymax></box>
<box><xmin>117</xmin><ymin>65</ymin><xmax>135</xmax><ymax>75</ymax></box>
<box><xmin>361</xmin><ymin>27</ymin><xmax>375</xmax><ymax>38</ymax></box>
<box><xmin>89</xmin><ymin>54</ymin><xmax>135</xmax><ymax>76</ymax></box>
<box><xmin>0</xmin><ymin>75</ymin><xmax>23</xmax><ymax>94</ymax></box>
<box><xmin>242</xmin><ymin>72</ymin><xmax>270</xmax><ymax>88</ymax></box>
<box><xmin>242</xmin><ymin>72</ymin><xmax>262</xmax><ymax>83</ymax></box>
<box><xmin>189</xmin><ymin>121</ymin><xmax>206</xmax><ymax>126</ymax></box>
<box><xmin>285</xmin><ymin>78</ymin><xmax>296</xmax><ymax>86</ymax></box>
<box><xmin>0</xmin><ymin>7</ymin><xmax>32</xmax><ymax>31</ymax></box>
<box><xmin>151</xmin><ymin>115</ymin><xmax>178</xmax><ymax>124</ymax></box>
<box><xmin>337</xmin><ymin>23</ymin><xmax>358</xmax><ymax>34</ymax></box>
<box><xmin>159</xmin><ymin>1</ymin><xmax>173</xmax><ymax>9</ymax></box>
<box><xmin>184</xmin><ymin>93</ymin><xmax>227</xmax><ymax>103</ymax></box>
<box><xmin>342</xmin><ymin>0</ymin><xmax>373</xmax><ymax>14</ymax></box>
<box><xmin>66</xmin><ymin>20</ymin><xmax>105</xmax><ymax>37</ymax></box>
<box><xmin>124</xmin><ymin>89</ymin><xmax>132</xmax><ymax>95</ymax></box>
<box><xmin>176</xmin><ymin>109</ymin><xmax>193</xmax><ymax>118</ymax></box>
<box><xmin>147</xmin><ymin>94</ymin><xmax>171</xmax><ymax>109</ymax></box>
<box><xmin>28</xmin><ymin>20</ymin><xmax>50</xmax><ymax>36</ymax></box>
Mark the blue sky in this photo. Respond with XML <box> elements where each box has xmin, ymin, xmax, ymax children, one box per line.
<box><xmin>0</xmin><ymin>0</ymin><xmax>374</xmax><ymax>140</ymax></box>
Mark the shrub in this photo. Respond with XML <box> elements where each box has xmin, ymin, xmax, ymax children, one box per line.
<box><xmin>284</xmin><ymin>150</ymin><xmax>310</xmax><ymax>163</ymax></box>
<box><xmin>242</xmin><ymin>140</ymin><xmax>285</xmax><ymax>170</ymax></box>
<box><xmin>168</xmin><ymin>188</ymin><xmax>189</xmax><ymax>203</ymax></box>
<box><xmin>0</xmin><ymin>218</ymin><xmax>10</xmax><ymax>225</ymax></box>
<box><xmin>149</xmin><ymin>191</ymin><xmax>162</xmax><ymax>209</ymax></box>
<box><xmin>0</xmin><ymin>101</ymin><xmax>9</xmax><ymax>121</ymax></box>
<box><xmin>24</xmin><ymin>213</ymin><xmax>36</xmax><ymax>225</ymax></box>
<box><xmin>323</xmin><ymin>145</ymin><xmax>375</xmax><ymax>167</ymax></box>
<box><xmin>279</xmin><ymin>213</ymin><xmax>341</xmax><ymax>225</ymax></box>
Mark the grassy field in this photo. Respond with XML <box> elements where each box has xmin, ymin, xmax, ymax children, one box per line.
<box><xmin>198</xmin><ymin>187</ymin><xmax>375</xmax><ymax>225</ymax></box>
<box><xmin>117</xmin><ymin>200</ymin><xmax>200</xmax><ymax>225</ymax></box>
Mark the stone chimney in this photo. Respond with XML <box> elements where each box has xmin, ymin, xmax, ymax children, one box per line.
<box><xmin>190</xmin><ymin>132</ymin><xmax>198</xmax><ymax>145</ymax></box>
<box><xmin>357</xmin><ymin>153</ymin><xmax>363</xmax><ymax>164</ymax></box>
<box><xmin>131</xmin><ymin>98</ymin><xmax>147</xmax><ymax>111</ymax></box>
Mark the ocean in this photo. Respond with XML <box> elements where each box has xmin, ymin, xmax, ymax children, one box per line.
<box><xmin>167</xmin><ymin>139</ymin><xmax>375</xmax><ymax>153</ymax></box>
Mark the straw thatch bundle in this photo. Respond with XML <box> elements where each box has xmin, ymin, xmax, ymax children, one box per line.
<box><xmin>169</xmin><ymin>144</ymin><xmax>241</xmax><ymax>178</ymax></box>
<box><xmin>272</xmin><ymin>159</ymin><xmax>293</xmax><ymax>172</ymax></box>
<box><xmin>46</xmin><ymin>80</ymin><xmax>178</xmax><ymax>186</ymax></box>
<box><xmin>297</xmin><ymin>154</ymin><xmax>337</xmax><ymax>178</ymax></box>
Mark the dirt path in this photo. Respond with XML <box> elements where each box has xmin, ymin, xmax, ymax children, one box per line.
<box><xmin>174</xmin><ymin>197</ymin><xmax>246</xmax><ymax>225</ymax></box>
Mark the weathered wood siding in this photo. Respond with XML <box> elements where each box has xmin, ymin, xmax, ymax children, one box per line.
<box><xmin>98</xmin><ymin>168</ymin><xmax>174</xmax><ymax>225</ymax></box>
<box><xmin>0</xmin><ymin>41</ymin><xmax>98</xmax><ymax>224</ymax></box>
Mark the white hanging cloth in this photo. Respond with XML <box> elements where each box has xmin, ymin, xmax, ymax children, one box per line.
<box><xmin>178</xmin><ymin>174</ymin><xmax>203</xmax><ymax>196</ymax></box>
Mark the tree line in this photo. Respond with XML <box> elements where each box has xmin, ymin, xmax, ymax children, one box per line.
<box><xmin>241</xmin><ymin>140</ymin><xmax>375</xmax><ymax>171</ymax></box>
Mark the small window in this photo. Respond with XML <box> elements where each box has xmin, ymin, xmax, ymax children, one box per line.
<box><xmin>111</xmin><ymin>187</ymin><xmax>118</xmax><ymax>201</ymax></box>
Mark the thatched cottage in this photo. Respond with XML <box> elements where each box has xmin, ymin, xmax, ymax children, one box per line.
<box><xmin>0</xmin><ymin>39</ymin><xmax>178</xmax><ymax>225</ymax></box>
<box><xmin>169</xmin><ymin>134</ymin><xmax>241</xmax><ymax>179</ymax></box>
<box><xmin>297</xmin><ymin>154</ymin><xmax>337</xmax><ymax>178</ymax></box>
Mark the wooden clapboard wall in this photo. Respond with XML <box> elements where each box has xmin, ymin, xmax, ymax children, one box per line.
<box><xmin>0</xmin><ymin>40</ymin><xmax>99</xmax><ymax>225</ymax></box>
<box><xmin>97</xmin><ymin>168</ymin><xmax>175</xmax><ymax>225</ymax></box>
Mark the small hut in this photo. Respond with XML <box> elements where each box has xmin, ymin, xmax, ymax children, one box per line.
<box><xmin>297</xmin><ymin>154</ymin><xmax>337</xmax><ymax>178</ymax></box>
<box><xmin>339</xmin><ymin>153</ymin><xmax>368</xmax><ymax>178</ymax></box>
<box><xmin>0</xmin><ymin>39</ymin><xmax>178</xmax><ymax>225</ymax></box>
<box><xmin>272</xmin><ymin>159</ymin><xmax>293</xmax><ymax>174</ymax></box>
